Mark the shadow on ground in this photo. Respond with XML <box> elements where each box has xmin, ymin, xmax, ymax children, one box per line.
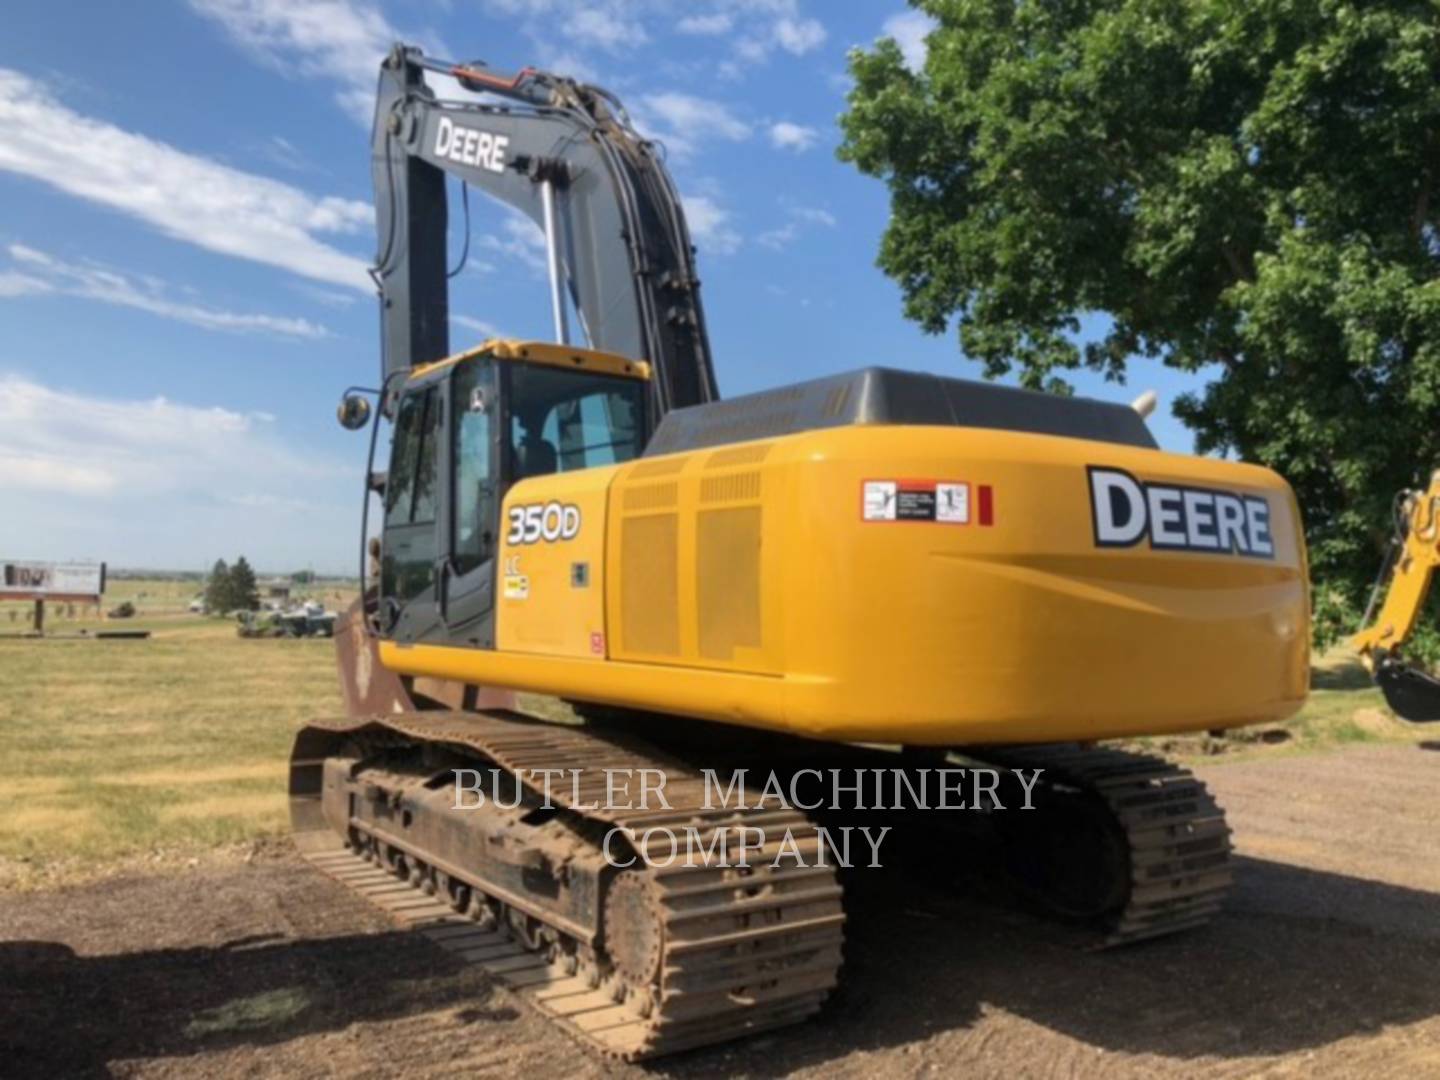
<box><xmin>0</xmin><ymin>928</ymin><xmax>513</xmax><ymax>1078</ymax></box>
<box><xmin>663</xmin><ymin>853</ymin><xmax>1440</xmax><ymax>1074</ymax></box>
<box><xmin>1309</xmin><ymin>661</ymin><xmax>1374</xmax><ymax>692</ymax></box>
<box><xmin>4</xmin><ymin>850</ymin><xmax>1440</xmax><ymax>1077</ymax></box>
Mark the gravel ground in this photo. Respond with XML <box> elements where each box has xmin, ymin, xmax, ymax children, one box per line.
<box><xmin>5</xmin><ymin>741</ymin><xmax>1440</xmax><ymax>1079</ymax></box>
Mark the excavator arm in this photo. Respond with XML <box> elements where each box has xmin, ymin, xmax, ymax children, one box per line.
<box><xmin>1351</xmin><ymin>469</ymin><xmax>1440</xmax><ymax>721</ymax></box>
<box><xmin>371</xmin><ymin>44</ymin><xmax>718</xmax><ymax>423</ymax></box>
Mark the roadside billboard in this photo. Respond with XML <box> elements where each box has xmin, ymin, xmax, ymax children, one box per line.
<box><xmin>0</xmin><ymin>561</ymin><xmax>106</xmax><ymax>601</ymax></box>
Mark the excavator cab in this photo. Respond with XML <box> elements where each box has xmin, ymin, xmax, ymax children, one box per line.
<box><xmin>371</xmin><ymin>340</ymin><xmax>648</xmax><ymax>651</ymax></box>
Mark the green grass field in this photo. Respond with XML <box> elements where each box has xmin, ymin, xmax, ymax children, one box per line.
<box><xmin>0</xmin><ymin>579</ymin><xmax>1420</xmax><ymax>888</ymax></box>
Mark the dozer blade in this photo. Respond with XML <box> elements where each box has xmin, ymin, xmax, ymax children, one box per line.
<box><xmin>1376</xmin><ymin>660</ymin><xmax>1440</xmax><ymax>723</ymax></box>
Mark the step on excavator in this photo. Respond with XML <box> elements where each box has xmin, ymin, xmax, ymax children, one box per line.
<box><xmin>1353</xmin><ymin>471</ymin><xmax>1440</xmax><ymax>721</ymax></box>
<box><xmin>291</xmin><ymin>45</ymin><xmax>1311</xmax><ymax>1059</ymax></box>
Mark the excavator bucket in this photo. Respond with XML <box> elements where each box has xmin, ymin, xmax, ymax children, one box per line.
<box><xmin>1375</xmin><ymin>659</ymin><xmax>1440</xmax><ymax>723</ymax></box>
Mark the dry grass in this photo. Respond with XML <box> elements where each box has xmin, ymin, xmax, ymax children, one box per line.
<box><xmin>2</xmin><ymin>576</ymin><xmax>1420</xmax><ymax>887</ymax></box>
<box><xmin>0</xmin><ymin>604</ymin><xmax>342</xmax><ymax>888</ymax></box>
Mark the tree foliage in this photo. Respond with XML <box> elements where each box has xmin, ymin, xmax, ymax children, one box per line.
<box><xmin>229</xmin><ymin>557</ymin><xmax>260</xmax><ymax>613</ymax></box>
<box><xmin>839</xmin><ymin>0</ymin><xmax>1440</xmax><ymax>644</ymax></box>
<box><xmin>204</xmin><ymin>559</ymin><xmax>230</xmax><ymax>614</ymax></box>
<box><xmin>204</xmin><ymin>556</ymin><xmax>259</xmax><ymax>614</ymax></box>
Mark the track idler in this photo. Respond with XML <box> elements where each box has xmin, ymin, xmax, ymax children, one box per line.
<box><xmin>979</xmin><ymin>744</ymin><xmax>1234</xmax><ymax>947</ymax></box>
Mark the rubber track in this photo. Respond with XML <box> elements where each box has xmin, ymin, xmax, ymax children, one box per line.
<box><xmin>292</xmin><ymin>711</ymin><xmax>844</xmax><ymax>1060</ymax></box>
<box><xmin>981</xmin><ymin>743</ymin><xmax>1233</xmax><ymax>947</ymax></box>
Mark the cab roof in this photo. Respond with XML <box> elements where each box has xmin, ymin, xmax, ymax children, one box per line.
<box><xmin>409</xmin><ymin>339</ymin><xmax>652</xmax><ymax>382</ymax></box>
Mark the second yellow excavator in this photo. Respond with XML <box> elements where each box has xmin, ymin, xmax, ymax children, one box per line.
<box><xmin>1352</xmin><ymin>469</ymin><xmax>1440</xmax><ymax>721</ymax></box>
<box><xmin>290</xmin><ymin>45</ymin><xmax>1311</xmax><ymax>1060</ymax></box>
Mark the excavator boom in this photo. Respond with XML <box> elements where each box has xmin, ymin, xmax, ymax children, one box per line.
<box><xmin>1352</xmin><ymin>470</ymin><xmax>1440</xmax><ymax>721</ymax></box>
<box><xmin>371</xmin><ymin>45</ymin><xmax>717</xmax><ymax>423</ymax></box>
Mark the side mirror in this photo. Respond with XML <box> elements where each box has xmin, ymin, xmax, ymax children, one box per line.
<box><xmin>337</xmin><ymin>394</ymin><xmax>372</xmax><ymax>430</ymax></box>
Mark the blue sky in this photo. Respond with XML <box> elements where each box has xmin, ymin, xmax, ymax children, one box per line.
<box><xmin>0</xmin><ymin>0</ymin><xmax>1211</xmax><ymax>573</ymax></box>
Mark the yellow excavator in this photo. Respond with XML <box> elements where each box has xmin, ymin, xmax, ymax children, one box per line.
<box><xmin>1352</xmin><ymin>470</ymin><xmax>1440</xmax><ymax>721</ymax></box>
<box><xmin>290</xmin><ymin>45</ymin><xmax>1310</xmax><ymax>1059</ymax></box>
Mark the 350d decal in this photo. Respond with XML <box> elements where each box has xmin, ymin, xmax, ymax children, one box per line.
<box><xmin>507</xmin><ymin>502</ymin><xmax>582</xmax><ymax>545</ymax></box>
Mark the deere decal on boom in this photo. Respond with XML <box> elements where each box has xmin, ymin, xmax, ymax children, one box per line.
<box><xmin>291</xmin><ymin>44</ymin><xmax>1310</xmax><ymax>1060</ymax></box>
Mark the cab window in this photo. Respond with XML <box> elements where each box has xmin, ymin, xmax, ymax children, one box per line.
<box><xmin>386</xmin><ymin>389</ymin><xmax>439</xmax><ymax>526</ymax></box>
<box><xmin>452</xmin><ymin>361</ymin><xmax>495</xmax><ymax>574</ymax></box>
<box><xmin>384</xmin><ymin>393</ymin><xmax>419</xmax><ymax>526</ymax></box>
<box><xmin>507</xmin><ymin>363</ymin><xmax>644</xmax><ymax>479</ymax></box>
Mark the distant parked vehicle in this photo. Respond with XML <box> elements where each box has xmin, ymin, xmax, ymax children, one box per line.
<box><xmin>236</xmin><ymin>607</ymin><xmax>335</xmax><ymax>639</ymax></box>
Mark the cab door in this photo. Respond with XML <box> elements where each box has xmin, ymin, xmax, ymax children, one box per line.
<box><xmin>380</xmin><ymin>384</ymin><xmax>443</xmax><ymax>643</ymax></box>
<box><xmin>442</xmin><ymin>358</ymin><xmax>501</xmax><ymax>645</ymax></box>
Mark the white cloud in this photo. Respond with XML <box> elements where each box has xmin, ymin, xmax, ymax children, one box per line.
<box><xmin>484</xmin><ymin>2</ymin><xmax>827</xmax><ymax>82</ymax></box>
<box><xmin>883</xmin><ymin>9</ymin><xmax>935</xmax><ymax>73</ymax></box>
<box><xmin>773</xmin><ymin>16</ymin><xmax>825</xmax><ymax>55</ymax></box>
<box><xmin>677</xmin><ymin>13</ymin><xmax>733</xmax><ymax>34</ymax></box>
<box><xmin>0</xmin><ymin>271</ymin><xmax>52</xmax><ymax>298</ymax></box>
<box><xmin>535</xmin><ymin>50</ymin><xmax>602</xmax><ymax>83</ymax></box>
<box><xmin>0</xmin><ymin>375</ymin><xmax>343</xmax><ymax>499</ymax></box>
<box><xmin>756</xmin><ymin>223</ymin><xmax>798</xmax><ymax>250</ymax></box>
<box><xmin>769</xmin><ymin>120</ymin><xmax>820</xmax><ymax>152</ymax></box>
<box><xmin>480</xmin><ymin>213</ymin><xmax>551</xmax><ymax>276</ymax></box>
<box><xmin>0</xmin><ymin>69</ymin><xmax>372</xmax><ymax>293</ymax></box>
<box><xmin>733</xmin><ymin>4</ymin><xmax>827</xmax><ymax>64</ymax></box>
<box><xmin>3</xmin><ymin>244</ymin><xmax>330</xmax><ymax>339</ymax></box>
<box><xmin>568</xmin><ymin>7</ymin><xmax>649</xmax><ymax>50</ymax></box>
<box><xmin>756</xmin><ymin>204</ymin><xmax>835</xmax><ymax>250</ymax></box>
<box><xmin>0</xmin><ymin>374</ymin><xmax>355</xmax><ymax>569</ymax></box>
<box><xmin>682</xmin><ymin>194</ymin><xmax>742</xmax><ymax>255</ymax></box>
<box><xmin>292</xmin><ymin>283</ymin><xmax>359</xmax><ymax>308</ymax></box>
<box><xmin>482</xmin><ymin>0</ymin><xmax>650</xmax><ymax>62</ymax></box>
<box><xmin>634</xmin><ymin>92</ymin><xmax>751</xmax><ymax>158</ymax></box>
<box><xmin>188</xmin><ymin>0</ymin><xmax>400</xmax><ymax>122</ymax></box>
<box><xmin>451</xmin><ymin>314</ymin><xmax>503</xmax><ymax>338</ymax></box>
<box><xmin>792</xmin><ymin>205</ymin><xmax>836</xmax><ymax>227</ymax></box>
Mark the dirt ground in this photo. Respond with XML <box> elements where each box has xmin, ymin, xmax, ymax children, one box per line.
<box><xmin>5</xmin><ymin>741</ymin><xmax>1440</xmax><ymax>1079</ymax></box>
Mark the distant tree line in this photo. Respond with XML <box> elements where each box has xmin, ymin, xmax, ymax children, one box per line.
<box><xmin>205</xmin><ymin>557</ymin><xmax>259</xmax><ymax>614</ymax></box>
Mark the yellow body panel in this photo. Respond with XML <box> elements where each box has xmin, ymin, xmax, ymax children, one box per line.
<box><xmin>382</xmin><ymin>424</ymin><xmax>1309</xmax><ymax>746</ymax></box>
<box><xmin>497</xmin><ymin>467</ymin><xmax>615</xmax><ymax>658</ymax></box>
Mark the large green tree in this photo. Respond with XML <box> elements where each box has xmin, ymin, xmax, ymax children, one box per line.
<box><xmin>840</xmin><ymin>0</ymin><xmax>1440</xmax><ymax>644</ymax></box>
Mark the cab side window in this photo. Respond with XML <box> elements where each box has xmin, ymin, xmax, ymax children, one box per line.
<box><xmin>385</xmin><ymin>388</ymin><xmax>440</xmax><ymax>525</ymax></box>
<box><xmin>453</xmin><ymin>363</ymin><xmax>495</xmax><ymax>575</ymax></box>
<box><xmin>411</xmin><ymin>390</ymin><xmax>440</xmax><ymax>524</ymax></box>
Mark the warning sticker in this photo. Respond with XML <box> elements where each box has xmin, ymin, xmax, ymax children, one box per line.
<box><xmin>503</xmin><ymin>574</ymin><xmax>530</xmax><ymax>600</ymax></box>
<box><xmin>936</xmin><ymin>483</ymin><xmax>969</xmax><ymax>523</ymax></box>
<box><xmin>862</xmin><ymin>480</ymin><xmax>993</xmax><ymax>526</ymax></box>
<box><xmin>862</xmin><ymin>481</ymin><xmax>899</xmax><ymax>521</ymax></box>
